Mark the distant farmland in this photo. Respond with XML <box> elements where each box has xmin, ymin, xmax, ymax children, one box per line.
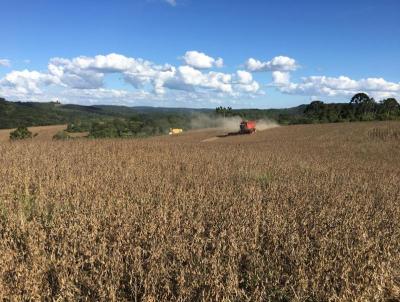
<box><xmin>0</xmin><ymin>125</ymin><xmax>67</xmax><ymax>143</ymax></box>
<box><xmin>0</xmin><ymin>122</ymin><xmax>399</xmax><ymax>301</ymax></box>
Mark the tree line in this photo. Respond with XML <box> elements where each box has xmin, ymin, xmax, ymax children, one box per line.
<box><xmin>5</xmin><ymin>93</ymin><xmax>400</xmax><ymax>141</ymax></box>
<box><xmin>67</xmin><ymin>113</ymin><xmax>191</xmax><ymax>138</ymax></box>
<box><xmin>303</xmin><ymin>93</ymin><xmax>399</xmax><ymax>123</ymax></box>
<box><xmin>215</xmin><ymin>93</ymin><xmax>400</xmax><ymax>124</ymax></box>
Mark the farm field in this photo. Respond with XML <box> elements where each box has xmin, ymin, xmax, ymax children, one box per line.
<box><xmin>0</xmin><ymin>125</ymin><xmax>67</xmax><ymax>143</ymax></box>
<box><xmin>0</xmin><ymin>121</ymin><xmax>399</xmax><ymax>301</ymax></box>
<box><xmin>0</xmin><ymin>125</ymin><xmax>89</xmax><ymax>143</ymax></box>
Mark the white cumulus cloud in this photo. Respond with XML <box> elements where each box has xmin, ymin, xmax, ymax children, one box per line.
<box><xmin>2</xmin><ymin>53</ymin><xmax>399</xmax><ymax>106</ymax></box>
<box><xmin>0</xmin><ymin>70</ymin><xmax>56</xmax><ymax>94</ymax></box>
<box><xmin>236</xmin><ymin>70</ymin><xmax>253</xmax><ymax>84</ymax></box>
<box><xmin>272</xmin><ymin>71</ymin><xmax>291</xmax><ymax>86</ymax></box>
<box><xmin>235</xmin><ymin>70</ymin><xmax>260</xmax><ymax>93</ymax></box>
<box><xmin>0</xmin><ymin>52</ymin><xmax>262</xmax><ymax>105</ymax></box>
<box><xmin>277</xmin><ymin>75</ymin><xmax>400</xmax><ymax>99</ymax></box>
<box><xmin>246</xmin><ymin>56</ymin><xmax>298</xmax><ymax>72</ymax></box>
<box><xmin>164</xmin><ymin>65</ymin><xmax>232</xmax><ymax>93</ymax></box>
<box><xmin>183</xmin><ymin>51</ymin><xmax>224</xmax><ymax>69</ymax></box>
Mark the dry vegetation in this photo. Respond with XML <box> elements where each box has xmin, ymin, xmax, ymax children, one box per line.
<box><xmin>0</xmin><ymin>121</ymin><xmax>399</xmax><ymax>301</ymax></box>
<box><xmin>0</xmin><ymin>125</ymin><xmax>67</xmax><ymax>143</ymax></box>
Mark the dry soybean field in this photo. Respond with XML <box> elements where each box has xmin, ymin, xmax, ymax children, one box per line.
<box><xmin>0</xmin><ymin>121</ymin><xmax>399</xmax><ymax>301</ymax></box>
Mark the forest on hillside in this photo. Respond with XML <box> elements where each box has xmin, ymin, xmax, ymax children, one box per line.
<box><xmin>1</xmin><ymin>93</ymin><xmax>399</xmax><ymax>139</ymax></box>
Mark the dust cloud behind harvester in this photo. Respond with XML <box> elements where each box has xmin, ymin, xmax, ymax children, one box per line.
<box><xmin>190</xmin><ymin>114</ymin><xmax>279</xmax><ymax>132</ymax></box>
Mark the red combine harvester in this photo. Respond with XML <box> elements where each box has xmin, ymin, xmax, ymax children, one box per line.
<box><xmin>239</xmin><ymin>120</ymin><xmax>256</xmax><ymax>134</ymax></box>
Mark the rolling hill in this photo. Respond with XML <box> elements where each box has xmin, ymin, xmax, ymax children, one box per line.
<box><xmin>0</xmin><ymin>97</ymin><xmax>305</xmax><ymax>129</ymax></box>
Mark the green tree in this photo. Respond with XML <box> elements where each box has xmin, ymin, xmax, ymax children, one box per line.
<box><xmin>90</xmin><ymin>121</ymin><xmax>119</xmax><ymax>138</ymax></box>
<box><xmin>67</xmin><ymin>120</ymin><xmax>91</xmax><ymax>132</ymax></box>
<box><xmin>304</xmin><ymin>101</ymin><xmax>326</xmax><ymax>122</ymax></box>
<box><xmin>379</xmin><ymin>98</ymin><xmax>399</xmax><ymax>119</ymax></box>
<box><xmin>350</xmin><ymin>93</ymin><xmax>376</xmax><ymax>120</ymax></box>
<box><xmin>10</xmin><ymin>127</ymin><xmax>33</xmax><ymax>140</ymax></box>
<box><xmin>215</xmin><ymin>106</ymin><xmax>233</xmax><ymax>118</ymax></box>
<box><xmin>350</xmin><ymin>93</ymin><xmax>371</xmax><ymax>105</ymax></box>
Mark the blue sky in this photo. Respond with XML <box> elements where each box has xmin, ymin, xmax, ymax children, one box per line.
<box><xmin>0</xmin><ymin>0</ymin><xmax>399</xmax><ymax>108</ymax></box>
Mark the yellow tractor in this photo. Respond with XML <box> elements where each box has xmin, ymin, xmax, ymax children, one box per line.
<box><xmin>169</xmin><ymin>128</ymin><xmax>183</xmax><ymax>135</ymax></box>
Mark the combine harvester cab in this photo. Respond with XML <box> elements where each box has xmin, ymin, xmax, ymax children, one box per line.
<box><xmin>239</xmin><ymin>120</ymin><xmax>256</xmax><ymax>134</ymax></box>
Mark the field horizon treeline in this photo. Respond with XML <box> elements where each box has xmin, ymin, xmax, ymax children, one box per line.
<box><xmin>1</xmin><ymin>92</ymin><xmax>400</xmax><ymax>139</ymax></box>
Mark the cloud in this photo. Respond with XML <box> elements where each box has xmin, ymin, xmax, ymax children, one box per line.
<box><xmin>47</xmin><ymin>52</ymin><xmax>256</xmax><ymax>95</ymax></box>
<box><xmin>0</xmin><ymin>70</ymin><xmax>56</xmax><ymax>94</ymax></box>
<box><xmin>2</xmin><ymin>53</ymin><xmax>399</xmax><ymax>106</ymax></box>
<box><xmin>165</xmin><ymin>0</ymin><xmax>176</xmax><ymax>6</ymax></box>
<box><xmin>272</xmin><ymin>71</ymin><xmax>291</xmax><ymax>86</ymax></box>
<box><xmin>246</xmin><ymin>56</ymin><xmax>298</xmax><ymax>72</ymax></box>
<box><xmin>163</xmin><ymin>66</ymin><xmax>261</xmax><ymax>94</ymax></box>
<box><xmin>0</xmin><ymin>59</ymin><xmax>11</xmax><ymax>67</ymax></box>
<box><xmin>235</xmin><ymin>70</ymin><xmax>260</xmax><ymax>93</ymax></box>
<box><xmin>48</xmin><ymin>53</ymin><xmax>180</xmax><ymax>94</ymax></box>
<box><xmin>123</xmin><ymin>63</ymin><xmax>176</xmax><ymax>94</ymax></box>
<box><xmin>47</xmin><ymin>53</ymin><xmax>155</xmax><ymax>89</ymax></box>
<box><xmin>236</xmin><ymin>70</ymin><xmax>253</xmax><ymax>84</ymax></box>
<box><xmin>244</xmin><ymin>55</ymin><xmax>400</xmax><ymax>100</ymax></box>
<box><xmin>61</xmin><ymin>88</ymin><xmax>156</xmax><ymax>105</ymax></box>
<box><xmin>164</xmin><ymin>65</ymin><xmax>232</xmax><ymax>93</ymax></box>
<box><xmin>238</xmin><ymin>81</ymin><xmax>260</xmax><ymax>93</ymax></box>
<box><xmin>277</xmin><ymin>75</ymin><xmax>400</xmax><ymax>99</ymax></box>
<box><xmin>183</xmin><ymin>51</ymin><xmax>224</xmax><ymax>69</ymax></box>
<box><xmin>0</xmin><ymin>52</ymin><xmax>262</xmax><ymax>105</ymax></box>
<box><xmin>7</xmin><ymin>53</ymin><xmax>398</xmax><ymax>106</ymax></box>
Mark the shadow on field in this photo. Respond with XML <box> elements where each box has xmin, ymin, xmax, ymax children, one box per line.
<box><xmin>217</xmin><ymin>132</ymin><xmax>241</xmax><ymax>138</ymax></box>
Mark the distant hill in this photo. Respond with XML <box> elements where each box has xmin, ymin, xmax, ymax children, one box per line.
<box><xmin>0</xmin><ymin>98</ymin><xmax>110</xmax><ymax>128</ymax></box>
<box><xmin>0</xmin><ymin>97</ymin><xmax>305</xmax><ymax>129</ymax></box>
